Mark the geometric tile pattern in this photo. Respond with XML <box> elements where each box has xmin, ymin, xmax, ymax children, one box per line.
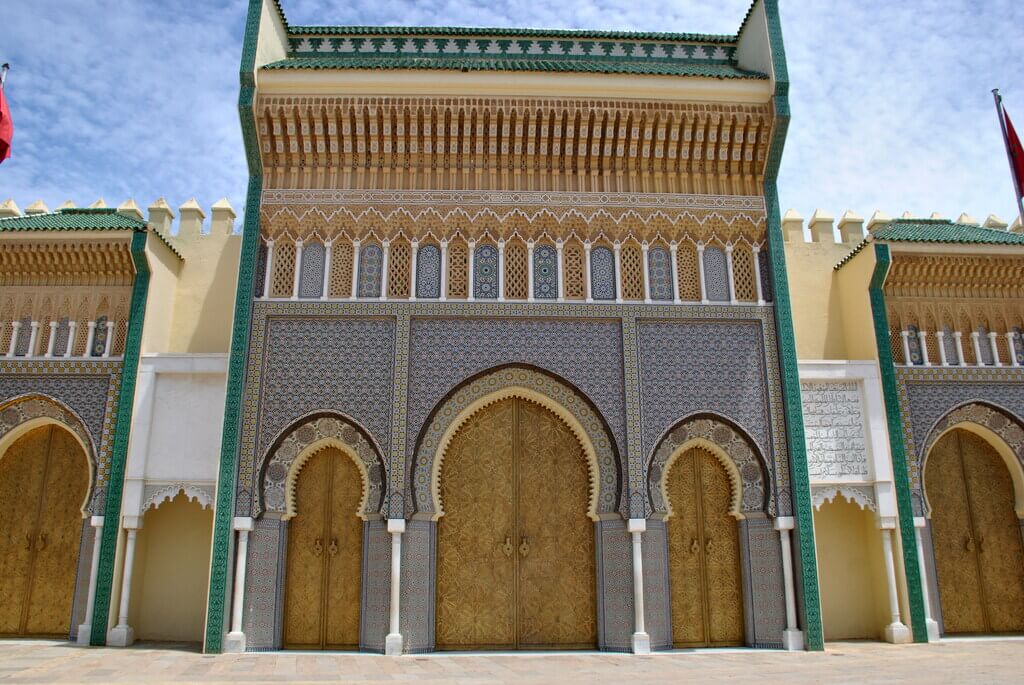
<box><xmin>702</xmin><ymin>246</ymin><xmax>729</xmax><ymax>302</ymax></box>
<box><xmin>647</xmin><ymin>247</ymin><xmax>673</xmax><ymax>302</ymax></box>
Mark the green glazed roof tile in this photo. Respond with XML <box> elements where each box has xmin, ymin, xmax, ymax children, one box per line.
<box><xmin>287</xmin><ymin>25</ymin><xmax>738</xmax><ymax>42</ymax></box>
<box><xmin>873</xmin><ymin>219</ymin><xmax>1024</xmax><ymax>245</ymax></box>
<box><xmin>0</xmin><ymin>208</ymin><xmax>183</xmax><ymax>259</ymax></box>
<box><xmin>261</xmin><ymin>55</ymin><xmax>766</xmax><ymax>79</ymax></box>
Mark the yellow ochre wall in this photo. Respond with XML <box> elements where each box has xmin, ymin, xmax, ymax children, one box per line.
<box><xmin>128</xmin><ymin>493</ymin><xmax>213</xmax><ymax>643</ymax></box>
<box><xmin>814</xmin><ymin>497</ymin><xmax>891</xmax><ymax>641</ymax></box>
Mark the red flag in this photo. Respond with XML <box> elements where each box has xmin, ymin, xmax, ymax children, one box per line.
<box><xmin>1007</xmin><ymin>109</ymin><xmax>1024</xmax><ymax>200</ymax></box>
<box><xmin>0</xmin><ymin>84</ymin><xmax>11</xmax><ymax>164</ymax></box>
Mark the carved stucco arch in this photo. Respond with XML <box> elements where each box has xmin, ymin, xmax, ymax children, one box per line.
<box><xmin>142</xmin><ymin>483</ymin><xmax>215</xmax><ymax>512</ymax></box>
<box><xmin>920</xmin><ymin>401</ymin><xmax>1024</xmax><ymax>518</ymax></box>
<box><xmin>0</xmin><ymin>393</ymin><xmax>97</xmax><ymax>516</ymax></box>
<box><xmin>647</xmin><ymin>413</ymin><xmax>773</xmax><ymax>518</ymax></box>
<box><xmin>411</xmin><ymin>366</ymin><xmax>621</xmax><ymax>520</ymax></box>
<box><xmin>258</xmin><ymin>411</ymin><xmax>387</xmax><ymax>519</ymax></box>
<box><xmin>811</xmin><ymin>485</ymin><xmax>877</xmax><ymax>512</ymax></box>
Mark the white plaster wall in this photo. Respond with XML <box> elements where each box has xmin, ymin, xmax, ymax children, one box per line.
<box><xmin>145</xmin><ymin>370</ymin><xmax>225</xmax><ymax>482</ymax></box>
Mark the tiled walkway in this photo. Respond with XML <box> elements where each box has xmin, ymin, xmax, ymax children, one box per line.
<box><xmin>0</xmin><ymin>638</ymin><xmax>1022</xmax><ymax>683</ymax></box>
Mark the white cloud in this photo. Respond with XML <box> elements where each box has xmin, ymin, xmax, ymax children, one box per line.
<box><xmin>1</xmin><ymin>0</ymin><xmax>1022</xmax><ymax>224</ymax></box>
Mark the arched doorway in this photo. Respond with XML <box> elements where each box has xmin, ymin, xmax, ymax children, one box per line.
<box><xmin>925</xmin><ymin>428</ymin><xmax>1024</xmax><ymax>634</ymax></box>
<box><xmin>665</xmin><ymin>446</ymin><xmax>744</xmax><ymax>647</ymax></box>
<box><xmin>282</xmin><ymin>447</ymin><xmax>364</xmax><ymax>649</ymax></box>
<box><xmin>435</xmin><ymin>397</ymin><xmax>597</xmax><ymax>650</ymax></box>
<box><xmin>0</xmin><ymin>424</ymin><xmax>89</xmax><ymax>637</ymax></box>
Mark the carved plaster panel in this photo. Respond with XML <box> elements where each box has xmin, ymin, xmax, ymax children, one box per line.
<box><xmin>800</xmin><ymin>380</ymin><xmax>869</xmax><ymax>480</ymax></box>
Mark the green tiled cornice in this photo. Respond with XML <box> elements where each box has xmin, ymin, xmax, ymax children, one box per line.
<box><xmin>289</xmin><ymin>25</ymin><xmax>737</xmax><ymax>41</ymax></box>
<box><xmin>88</xmin><ymin>229</ymin><xmax>150</xmax><ymax>645</ymax></box>
<box><xmin>204</xmin><ymin>0</ymin><xmax>265</xmax><ymax>654</ymax></box>
<box><xmin>0</xmin><ymin>208</ymin><xmax>183</xmax><ymax>260</ymax></box>
<box><xmin>263</xmin><ymin>55</ymin><xmax>764</xmax><ymax>79</ymax></box>
<box><xmin>873</xmin><ymin>218</ymin><xmax>1024</xmax><ymax>245</ymax></box>
<box><xmin>868</xmin><ymin>242</ymin><xmax>929</xmax><ymax>643</ymax></box>
<box><xmin>760</xmin><ymin>0</ymin><xmax>824</xmax><ymax>651</ymax></box>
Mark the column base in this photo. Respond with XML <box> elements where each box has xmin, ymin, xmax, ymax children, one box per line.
<box><xmin>884</xmin><ymin>621</ymin><xmax>912</xmax><ymax>644</ymax></box>
<box><xmin>631</xmin><ymin>631</ymin><xmax>651</xmax><ymax>655</ymax></box>
<box><xmin>224</xmin><ymin>631</ymin><xmax>247</xmax><ymax>653</ymax></box>
<box><xmin>75</xmin><ymin>625</ymin><xmax>92</xmax><ymax>646</ymax></box>
<box><xmin>925</xmin><ymin>619</ymin><xmax>940</xmax><ymax>643</ymax></box>
<box><xmin>782</xmin><ymin>628</ymin><xmax>804</xmax><ymax>651</ymax></box>
<box><xmin>385</xmin><ymin>633</ymin><xmax>404</xmax><ymax>656</ymax></box>
<box><xmin>106</xmin><ymin>624</ymin><xmax>135</xmax><ymax>647</ymax></box>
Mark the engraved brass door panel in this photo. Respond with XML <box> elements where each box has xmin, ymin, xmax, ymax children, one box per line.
<box><xmin>283</xmin><ymin>447</ymin><xmax>363</xmax><ymax>650</ymax></box>
<box><xmin>0</xmin><ymin>425</ymin><xmax>87</xmax><ymax>637</ymax></box>
<box><xmin>927</xmin><ymin>429</ymin><xmax>1024</xmax><ymax>634</ymax></box>
<box><xmin>436</xmin><ymin>398</ymin><xmax>596</xmax><ymax>650</ymax></box>
<box><xmin>667</xmin><ymin>447</ymin><xmax>744</xmax><ymax>648</ymax></box>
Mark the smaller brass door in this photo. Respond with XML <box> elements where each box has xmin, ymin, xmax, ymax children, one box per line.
<box><xmin>0</xmin><ymin>425</ymin><xmax>88</xmax><ymax>637</ymax></box>
<box><xmin>667</xmin><ymin>447</ymin><xmax>744</xmax><ymax>648</ymax></box>
<box><xmin>283</xmin><ymin>447</ymin><xmax>363</xmax><ymax>650</ymax></box>
<box><xmin>927</xmin><ymin>429</ymin><xmax>1024</xmax><ymax>634</ymax></box>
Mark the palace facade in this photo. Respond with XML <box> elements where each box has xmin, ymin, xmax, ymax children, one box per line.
<box><xmin>0</xmin><ymin>0</ymin><xmax>1022</xmax><ymax>655</ymax></box>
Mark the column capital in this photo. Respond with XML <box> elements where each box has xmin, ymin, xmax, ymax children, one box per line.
<box><xmin>122</xmin><ymin>515</ymin><xmax>143</xmax><ymax>530</ymax></box>
<box><xmin>773</xmin><ymin>516</ymin><xmax>795</xmax><ymax>531</ymax></box>
<box><xmin>90</xmin><ymin>515</ymin><xmax>105</xmax><ymax>527</ymax></box>
<box><xmin>233</xmin><ymin>516</ymin><xmax>255</xmax><ymax>532</ymax></box>
<box><xmin>627</xmin><ymin>518</ymin><xmax>647</xmax><ymax>533</ymax></box>
<box><xmin>387</xmin><ymin>518</ymin><xmax>406</xmax><ymax>534</ymax></box>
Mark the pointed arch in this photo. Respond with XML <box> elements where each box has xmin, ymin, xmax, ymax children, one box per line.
<box><xmin>411</xmin><ymin>366</ymin><xmax>621</xmax><ymax>519</ymax></box>
<box><xmin>646</xmin><ymin>413</ymin><xmax>772</xmax><ymax>518</ymax></box>
<box><xmin>258</xmin><ymin>411</ymin><xmax>387</xmax><ymax>519</ymax></box>
<box><xmin>0</xmin><ymin>393</ymin><xmax>98</xmax><ymax>515</ymax></box>
<box><xmin>920</xmin><ymin>401</ymin><xmax>1024</xmax><ymax>517</ymax></box>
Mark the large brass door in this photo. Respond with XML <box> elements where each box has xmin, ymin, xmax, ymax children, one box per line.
<box><xmin>926</xmin><ymin>429</ymin><xmax>1024</xmax><ymax>634</ymax></box>
<box><xmin>667</xmin><ymin>447</ymin><xmax>744</xmax><ymax>647</ymax></box>
<box><xmin>0</xmin><ymin>425</ymin><xmax>88</xmax><ymax>637</ymax></box>
<box><xmin>283</xmin><ymin>447</ymin><xmax>363</xmax><ymax>649</ymax></box>
<box><xmin>436</xmin><ymin>398</ymin><xmax>596</xmax><ymax>650</ymax></box>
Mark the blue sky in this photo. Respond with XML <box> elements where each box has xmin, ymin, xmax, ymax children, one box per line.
<box><xmin>2</xmin><ymin>0</ymin><xmax>1023</xmax><ymax>228</ymax></box>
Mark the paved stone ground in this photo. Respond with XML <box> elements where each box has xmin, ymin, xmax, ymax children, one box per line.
<box><xmin>0</xmin><ymin>638</ymin><xmax>1022</xmax><ymax>684</ymax></box>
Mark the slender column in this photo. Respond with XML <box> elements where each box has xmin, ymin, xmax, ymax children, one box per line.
<box><xmin>628</xmin><ymin>519</ymin><xmax>651</xmax><ymax>654</ymax></box>
<box><xmin>752</xmin><ymin>245</ymin><xmax>765</xmax><ymax>305</ymax></box>
<box><xmin>775</xmin><ymin>517</ymin><xmax>804</xmax><ymax>650</ymax></box>
<box><xmin>555</xmin><ymin>241</ymin><xmax>565</xmax><ymax>301</ymax></box>
<box><xmin>76</xmin><ymin>516</ymin><xmax>104</xmax><ymax>645</ymax></box>
<box><xmin>84</xmin><ymin>321</ymin><xmax>96</xmax><ymax>358</ymax></box>
<box><xmin>497</xmin><ymin>241</ymin><xmax>506</xmax><ymax>302</ymax></box>
<box><xmin>321</xmin><ymin>240</ymin><xmax>332</xmax><ymax>300</ymax></box>
<box><xmin>65</xmin><ymin>321</ymin><xmax>77</xmax><ymax>358</ymax></box>
<box><xmin>6</xmin><ymin>320</ymin><xmax>20</xmax><ymax>357</ymax></box>
<box><xmin>936</xmin><ymin>330</ymin><xmax>948</xmax><ymax>366</ymax></box>
<box><xmin>1008</xmin><ymin>332</ymin><xmax>1020</xmax><ymax>366</ymax></box>
<box><xmin>350</xmin><ymin>240</ymin><xmax>361</xmax><ymax>300</ymax></box>
<box><xmin>917</xmin><ymin>331</ymin><xmax>929</xmax><ymax>366</ymax></box>
<box><xmin>104</xmin><ymin>320</ymin><xmax>114</xmax><ymax>357</ymax></box>
<box><xmin>527</xmin><ymin>242</ymin><xmax>536</xmax><ymax>302</ymax></box>
<box><xmin>467</xmin><ymin>240</ymin><xmax>476</xmax><ymax>301</ymax></box>
<box><xmin>613</xmin><ymin>243</ymin><xmax>623</xmax><ymax>304</ymax></box>
<box><xmin>914</xmin><ymin>519</ymin><xmax>941</xmax><ymax>641</ymax></box>
<box><xmin>953</xmin><ymin>331</ymin><xmax>965</xmax><ymax>366</ymax></box>
<box><xmin>584</xmin><ymin>242</ymin><xmax>594</xmax><ymax>303</ymax></box>
<box><xmin>385</xmin><ymin>519</ymin><xmax>405</xmax><ymax>655</ymax></box>
<box><xmin>45</xmin><ymin>321</ymin><xmax>58</xmax><ymax>357</ymax></box>
<box><xmin>725</xmin><ymin>244</ymin><xmax>737</xmax><ymax>304</ymax></box>
<box><xmin>224</xmin><ymin>517</ymin><xmax>255</xmax><ymax>653</ymax></box>
<box><xmin>697</xmin><ymin>243</ymin><xmax>708</xmax><ymax>304</ymax></box>
<box><xmin>107</xmin><ymin>522</ymin><xmax>141</xmax><ymax>647</ymax></box>
<box><xmin>27</xmin><ymin>321</ymin><xmax>40</xmax><ymax>358</ymax></box>
<box><xmin>291</xmin><ymin>240</ymin><xmax>303</xmax><ymax>300</ymax></box>
<box><xmin>379</xmin><ymin>240</ymin><xmax>390</xmax><ymax>301</ymax></box>
<box><xmin>641</xmin><ymin>244</ymin><xmax>652</xmax><ymax>304</ymax></box>
<box><xmin>880</xmin><ymin>526</ymin><xmax>912</xmax><ymax>643</ymax></box>
<box><xmin>262</xmin><ymin>240</ymin><xmax>274</xmax><ymax>298</ymax></box>
<box><xmin>409</xmin><ymin>240</ymin><xmax>419</xmax><ymax>301</ymax></box>
<box><xmin>988</xmin><ymin>331</ymin><xmax>1002</xmax><ymax>366</ymax></box>
<box><xmin>900</xmin><ymin>330</ymin><xmax>912</xmax><ymax>365</ymax></box>
<box><xmin>670</xmin><ymin>243</ymin><xmax>682</xmax><ymax>305</ymax></box>
<box><xmin>439</xmin><ymin>240</ymin><xmax>448</xmax><ymax>302</ymax></box>
<box><xmin>971</xmin><ymin>331</ymin><xmax>984</xmax><ymax>366</ymax></box>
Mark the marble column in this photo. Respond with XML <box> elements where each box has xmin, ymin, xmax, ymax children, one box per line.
<box><xmin>385</xmin><ymin>519</ymin><xmax>405</xmax><ymax>655</ymax></box>
<box><xmin>107</xmin><ymin>518</ymin><xmax>142</xmax><ymax>647</ymax></box>
<box><xmin>628</xmin><ymin>519</ymin><xmax>651</xmax><ymax>654</ymax></box>
<box><xmin>775</xmin><ymin>516</ymin><xmax>804</xmax><ymax>650</ymax></box>
<box><xmin>880</xmin><ymin>525</ymin><xmax>912</xmax><ymax>643</ymax></box>
<box><xmin>76</xmin><ymin>516</ymin><xmax>105</xmax><ymax>645</ymax></box>
<box><xmin>224</xmin><ymin>517</ymin><xmax>255</xmax><ymax>653</ymax></box>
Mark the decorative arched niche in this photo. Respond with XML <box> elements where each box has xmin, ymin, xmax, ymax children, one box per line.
<box><xmin>258</xmin><ymin>412</ymin><xmax>387</xmax><ymax>519</ymax></box>
<box><xmin>411</xmin><ymin>366</ymin><xmax>622</xmax><ymax>519</ymax></box>
<box><xmin>920</xmin><ymin>401</ymin><xmax>1024</xmax><ymax>518</ymax></box>
<box><xmin>0</xmin><ymin>393</ymin><xmax>98</xmax><ymax>515</ymax></box>
<box><xmin>647</xmin><ymin>413</ymin><xmax>772</xmax><ymax>519</ymax></box>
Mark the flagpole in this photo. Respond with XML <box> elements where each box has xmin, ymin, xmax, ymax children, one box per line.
<box><xmin>993</xmin><ymin>89</ymin><xmax>1024</xmax><ymax>227</ymax></box>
